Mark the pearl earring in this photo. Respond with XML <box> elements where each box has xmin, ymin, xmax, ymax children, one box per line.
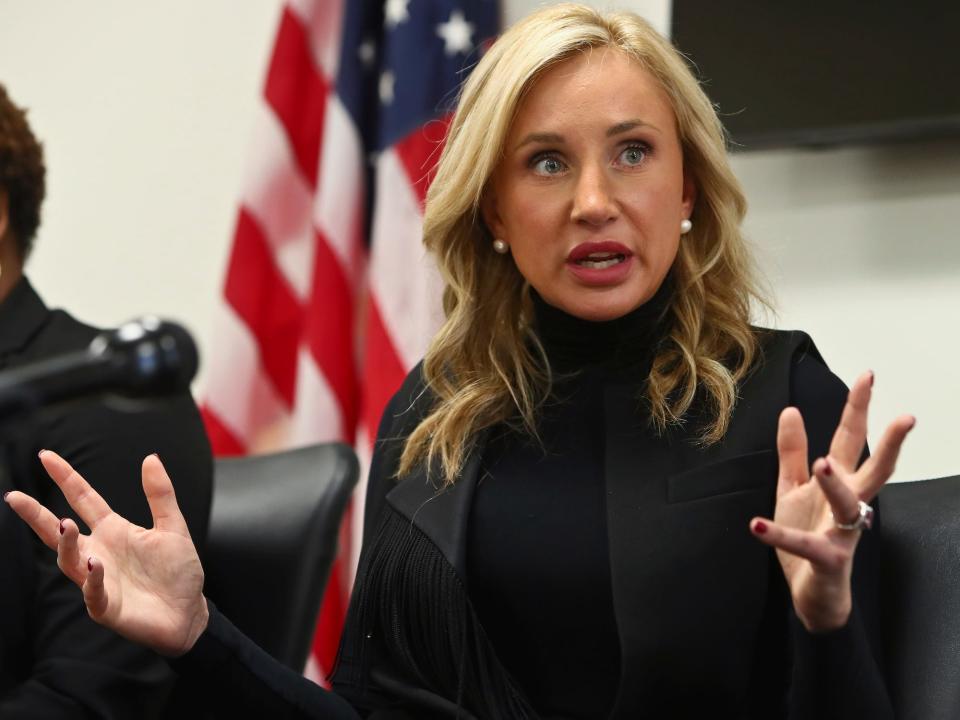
<box><xmin>492</xmin><ymin>238</ymin><xmax>509</xmax><ymax>254</ymax></box>
<box><xmin>680</xmin><ymin>219</ymin><xmax>693</xmax><ymax>235</ymax></box>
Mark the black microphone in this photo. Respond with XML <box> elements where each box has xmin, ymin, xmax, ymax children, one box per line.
<box><xmin>0</xmin><ymin>317</ymin><xmax>198</xmax><ymax>421</ymax></box>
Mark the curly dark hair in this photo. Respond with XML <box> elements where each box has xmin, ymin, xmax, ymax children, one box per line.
<box><xmin>0</xmin><ymin>83</ymin><xmax>46</xmax><ymax>259</ymax></box>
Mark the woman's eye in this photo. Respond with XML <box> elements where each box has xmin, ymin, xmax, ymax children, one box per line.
<box><xmin>618</xmin><ymin>144</ymin><xmax>648</xmax><ymax>167</ymax></box>
<box><xmin>531</xmin><ymin>154</ymin><xmax>566</xmax><ymax>175</ymax></box>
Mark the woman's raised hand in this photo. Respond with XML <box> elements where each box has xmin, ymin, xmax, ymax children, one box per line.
<box><xmin>4</xmin><ymin>451</ymin><xmax>208</xmax><ymax>656</ymax></box>
<box><xmin>750</xmin><ymin>371</ymin><xmax>915</xmax><ymax>632</ymax></box>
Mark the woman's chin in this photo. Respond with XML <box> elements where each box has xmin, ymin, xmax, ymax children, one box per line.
<box><xmin>549</xmin><ymin>286</ymin><xmax>657</xmax><ymax>323</ymax></box>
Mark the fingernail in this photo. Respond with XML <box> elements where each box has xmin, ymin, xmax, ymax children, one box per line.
<box><xmin>822</xmin><ymin>458</ymin><xmax>832</xmax><ymax>476</ymax></box>
<box><xmin>868</xmin><ymin>370</ymin><xmax>875</xmax><ymax>388</ymax></box>
<box><xmin>38</xmin><ymin>449</ymin><xmax>48</xmax><ymax>458</ymax></box>
<box><xmin>908</xmin><ymin>416</ymin><xmax>917</xmax><ymax>430</ymax></box>
<box><xmin>150</xmin><ymin>452</ymin><xmax>161</xmax><ymax>461</ymax></box>
<box><xmin>59</xmin><ymin>518</ymin><xmax>65</xmax><ymax>535</ymax></box>
<box><xmin>2</xmin><ymin>491</ymin><xmax>9</xmax><ymax>502</ymax></box>
<box><xmin>754</xmin><ymin>520</ymin><xmax>768</xmax><ymax>534</ymax></box>
<box><xmin>87</xmin><ymin>557</ymin><xmax>94</xmax><ymax>572</ymax></box>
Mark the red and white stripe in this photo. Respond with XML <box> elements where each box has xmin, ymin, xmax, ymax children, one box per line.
<box><xmin>202</xmin><ymin>0</ymin><xmax>445</xmax><ymax>684</ymax></box>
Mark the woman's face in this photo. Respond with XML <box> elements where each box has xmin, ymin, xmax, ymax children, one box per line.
<box><xmin>483</xmin><ymin>48</ymin><xmax>696</xmax><ymax>321</ymax></box>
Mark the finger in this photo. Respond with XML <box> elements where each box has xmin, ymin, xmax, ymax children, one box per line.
<box><xmin>57</xmin><ymin>518</ymin><xmax>85</xmax><ymax>586</ymax></box>
<box><xmin>812</xmin><ymin>457</ymin><xmax>861</xmax><ymax>526</ymax></box>
<box><xmin>776</xmin><ymin>407</ymin><xmax>809</xmax><ymax>495</ymax></box>
<box><xmin>852</xmin><ymin>414</ymin><xmax>916</xmax><ymax>499</ymax></box>
<box><xmin>142</xmin><ymin>454</ymin><xmax>190</xmax><ymax>537</ymax></box>
<box><xmin>5</xmin><ymin>490</ymin><xmax>64</xmax><ymax>551</ymax></box>
<box><xmin>750</xmin><ymin>518</ymin><xmax>848</xmax><ymax>571</ymax></box>
<box><xmin>829</xmin><ymin>371</ymin><xmax>873</xmax><ymax>470</ymax></box>
<box><xmin>82</xmin><ymin>556</ymin><xmax>109</xmax><ymax>620</ymax></box>
<box><xmin>39</xmin><ymin>451</ymin><xmax>112</xmax><ymax>529</ymax></box>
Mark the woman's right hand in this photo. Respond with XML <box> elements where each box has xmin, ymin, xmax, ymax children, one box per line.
<box><xmin>4</xmin><ymin>450</ymin><xmax>208</xmax><ymax>657</ymax></box>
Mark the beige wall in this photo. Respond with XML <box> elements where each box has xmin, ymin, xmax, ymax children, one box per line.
<box><xmin>1</xmin><ymin>1</ymin><xmax>957</xmax><ymax>481</ymax></box>
<box><xmin>0</xmin><ymin>0</ymin><xmax>279</xmax><ymax>390</ymax></box>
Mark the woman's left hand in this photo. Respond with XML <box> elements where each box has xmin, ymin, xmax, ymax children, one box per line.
<box><xmin>750</xmin><ymin>371</ymin><xmax>914</xmax><ymax>632</ymax></box>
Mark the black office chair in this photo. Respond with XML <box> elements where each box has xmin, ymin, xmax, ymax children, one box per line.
<box><xmin>202</xmin><ymin>442</ymin><xmax>359</xmax><ymax>671</ymax></box>
<box><xmin>879</xmin><ymin>475</ymin><xmax>960</xmax><ymax>720</ymax></box>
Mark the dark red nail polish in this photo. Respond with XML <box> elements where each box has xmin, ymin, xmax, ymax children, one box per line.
<box><xmin>754</xmin><ymin>520</ymin><xmax>768</xmax><ymax>534</ymax></box>
<box><xmin>59</xmin><ymin>518</ymin><xmax>65</xmax><ymax>535</ymax></box>
<box><xmin>822</xmin><ymin>460</ymin><xmax>832</xmax><ymax>476</ymax></box>
<box><xmin>87</xmin><ymin>558</ymin><xmax>93</xmax><ymax>572</ymax></box>
<box><xmin>868</xmin><ymin>371</ymin><xmax>875</xmax><ymax>388</ymax></box>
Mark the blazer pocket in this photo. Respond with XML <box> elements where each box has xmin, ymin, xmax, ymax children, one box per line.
<box><xmin>667</xmin><ymin>449</ymin><xmax>778</xmax><ymax>504</ymax></box>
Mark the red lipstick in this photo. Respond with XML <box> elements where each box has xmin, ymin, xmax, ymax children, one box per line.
<box><xmin>566</xmin><ymin>241</ymin><xmax>634</xmax><ymax>285</ymax></box>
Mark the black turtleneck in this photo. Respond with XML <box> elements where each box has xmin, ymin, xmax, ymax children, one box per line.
<box><xmin>466</xmin><ymin>281</ymin><xmax>674</xmax><ymax>719</ymax></box>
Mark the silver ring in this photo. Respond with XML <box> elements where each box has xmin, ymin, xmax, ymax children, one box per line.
<box><xmin>833</xmin><ymin>500</ymin><xmax>874</xmax><ymax>531</ymax></box>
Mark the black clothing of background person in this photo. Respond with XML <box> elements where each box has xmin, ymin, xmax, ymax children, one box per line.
<box><xmin>169</xmin><ymin>287</ymin><xmax>890</xmax><ymax>719</ymax></box>
<box><xmin>0</xmin><ymin>276</ymin><xmax>213</xmax><ymax>719</ymax></box>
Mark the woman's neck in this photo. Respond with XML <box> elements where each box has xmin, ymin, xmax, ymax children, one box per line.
<box><xmin>0</xmin><ymin>238</ymin><xmax>24</xmax><ymax>307</ymax></box>
<box><xmin>531</xmin><ymin>276</ymin><xmax>674</xmax><ymax>375</ymax></box>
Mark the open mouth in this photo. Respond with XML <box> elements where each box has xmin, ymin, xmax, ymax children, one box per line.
<box><xmin>574</xmin><ymin>252</ymin><xmax>627</xmax><ymax>270</ymax></box>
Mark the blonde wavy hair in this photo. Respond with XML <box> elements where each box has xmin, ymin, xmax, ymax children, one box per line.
<box><xmin>399</xmin><ymin>3</ymin><xmax>767</xmax><ymax>484</ymax></box>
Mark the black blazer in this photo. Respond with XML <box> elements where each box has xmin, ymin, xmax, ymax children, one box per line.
<box><xmin>330</xmin><ymin>329</ymin><xmax>889</xmax><ymax>719</ymax></box>
<box><xmin>176</xmin><ymin>328</ymin><xmax>889</xmax><ymax>719</ymax></box>
<box><xmin>0</xmin><ymin>277</ymin><xmax>213</xmax><ymax>719</ymax></box>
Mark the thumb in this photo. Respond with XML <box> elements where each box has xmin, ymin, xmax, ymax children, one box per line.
<box><xmin>142</xmin><ymin>454</ymin><xmax>190</xmax><ymax>537</ymax></box>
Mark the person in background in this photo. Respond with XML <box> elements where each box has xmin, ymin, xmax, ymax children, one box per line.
<box><xmin>4</xmin><ymin>5</ymin><xmax>916</xmax><ymax>719</ymax></box>
<box><xmin>0</xmin><ymin>82</ymin><xmax>213</xmax><ymax>718</ymax></box>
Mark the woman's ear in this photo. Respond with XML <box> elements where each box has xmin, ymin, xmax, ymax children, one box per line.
<box><xmin>480</xmin><ymin>189</ymin><xmax>505</xmax><ymax>241</ymax></box>
<box><xmin>681</xmin><ymin>171</ymin><xmax>697</xmax><ymax>220</ymax></box>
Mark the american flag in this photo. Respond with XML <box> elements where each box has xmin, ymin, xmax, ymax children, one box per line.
<box><xmin>201</xmin><ymin>0</ymin><xmax>499</xmax><ymax>683</ymax></box>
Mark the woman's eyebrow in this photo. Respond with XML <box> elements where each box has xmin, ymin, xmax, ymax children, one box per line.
<box><xmin>514</xmin><ymin>131</ymin><xmax>564</xmax><ymax>151</ymax></box>
<box><xmin>607</xmin><ymin>119</ymin><xmax>661</xmax><ymax>136</ymax></box>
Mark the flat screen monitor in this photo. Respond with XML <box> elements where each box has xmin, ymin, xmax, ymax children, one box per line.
<box><xmin>670</xmin><ymin>1</ymin><xmax>960</xmax><ymax>150</ymax></box>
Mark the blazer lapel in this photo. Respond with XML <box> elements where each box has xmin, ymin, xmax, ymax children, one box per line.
<box><xmin>603</xmin><ymin>339</ymin><xmax>799</xmax><ymax>716</ymax></box>
<box><xmin>384</xmin><ymin>430</ymin><xmax>488</xmax><ymax>582</ymax></box>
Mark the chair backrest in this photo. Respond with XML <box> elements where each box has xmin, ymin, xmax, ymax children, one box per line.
<box><xmin>203</xmin><ymin>443</ymin><xmax>359</xmax><ymax>671</ymax></box>
<box><xmin>879</xmin><ymin>475</ymin><xmax>960</xmax><ymax>720</ymax></box>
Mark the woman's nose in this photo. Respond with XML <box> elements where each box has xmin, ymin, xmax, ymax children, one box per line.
<box><xmin>570</xmin><ymin>165</ymin><xmax>619</xmax><ymax>226</ymax></box>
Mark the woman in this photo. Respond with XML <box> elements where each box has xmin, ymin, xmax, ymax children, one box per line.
<box><xmin>0</xmin><ymin>83</ymin><xmax>213</xmax><ymax>717</ymax></box>
<box><xmin>5</xmin><ymin>5</ymin><xmax>913</xmax><ymax>719</ymax></box>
